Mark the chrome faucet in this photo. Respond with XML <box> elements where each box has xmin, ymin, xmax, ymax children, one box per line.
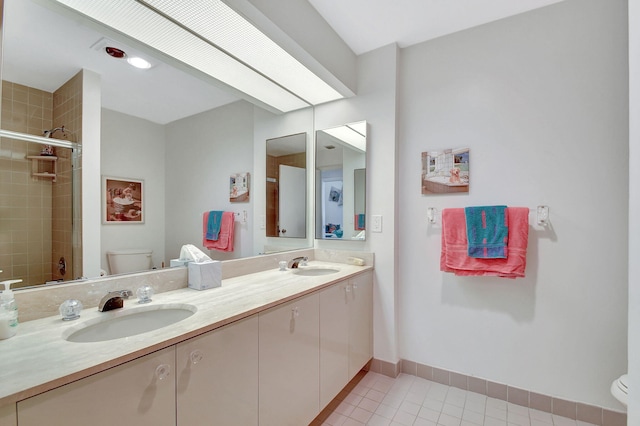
<box><xmin>98</xmin><ymin>290</ymin><xmax>133</xmax><ymax>312</ymax></box>
<box><xmin>288</xmin><ymin>256</ymin><xmax>308</xmax><ymax>269</ymax></box>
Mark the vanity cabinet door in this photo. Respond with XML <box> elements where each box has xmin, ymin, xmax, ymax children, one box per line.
<box><xmin>348</xmin><ymin>271</ymin><xmax>374</xmax><ymax>379</ymax></box>
<box><xmin>259</xmin><ymin>293</ymin><xmax>319</xmax><ymax>426</ymax></box>
<box><xmin>319</xmin><ymin>280</ymin><xmax>350</xmax><ymax>409</ymax></box>
<box><xmin>0</xmin><ymin>403</ymin><xmax>16</xmax><ymax>426</ymax></box>
<box><xmin>176</xmin><ymin>315</ymin><xmax>258</xmax><ymax>426</ymax></box>
<box><xmin>17</xmin><ymin>347</ymin><xmax>175</xmax><ymax>426</ymax></box>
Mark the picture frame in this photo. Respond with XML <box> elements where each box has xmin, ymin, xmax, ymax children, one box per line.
<box><xmin>230</xmin><ymin>172</ymin><xmax>250</xmax><ymax>203</ymax></box>
<box><xmin>421</xmin><ymin>148</ymin><xmax>470</xmax><ymax>195</ymax></box>
<box><xmin>102</xmin><ymin>176</ymin><xmax>144</xmax><ymax>224</ymax></box>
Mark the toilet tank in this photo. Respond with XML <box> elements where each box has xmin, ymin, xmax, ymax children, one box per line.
<box><xmin>107</xmin><ymin>249</ymin><xmax>153</xmax><ymax>275</ymax></box>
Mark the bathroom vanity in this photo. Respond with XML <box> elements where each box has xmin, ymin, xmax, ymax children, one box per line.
<box><xmin>0</xmin><ymin>251</ymin><xmax>373</xmax><ymax>426</ymax></box>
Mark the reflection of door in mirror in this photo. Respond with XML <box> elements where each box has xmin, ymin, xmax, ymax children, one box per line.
<box><xmin>266</xmin><ymin>133</ymin><xmax>307</xmax><ymax>238</ymax></box>
<box><xmin>315</xmin><ymin>121</ymin><xmax>366</xmax><ymax>240</ymax></box>
<box><xmin>278</xmin><ymin>165</ymin><xmax>306</xmax><ymax>237</ymax></box>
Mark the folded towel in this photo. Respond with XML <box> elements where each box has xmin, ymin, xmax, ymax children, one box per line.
<box><xmin>355</xmin><ymin>214</ymin><xmax>365</xmax><ymax>231</ymax></box>
<box><xmin>441</xmin><ymin>207</ymin><xmax>529</xmax><ymax>278</ymax></box>
<box><xmin>464</xmin><ymin>205</ymin><xmax>508</xmax><ymax>258</ymax></box>
<box><xmin>206</xmin><ymin>210</ymin><xmax>224</xmax><ymax>241</ymax></box>
<box><xmin>203</xmin><ymin>211</ymin><xmax>235</xmax><ymax>252</ymax></box>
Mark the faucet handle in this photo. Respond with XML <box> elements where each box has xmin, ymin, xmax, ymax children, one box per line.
<box><xmin>136</xmin><ymin>286</ymin><xmax>153</xmax><ymax>304</ymax></box>
<box><xmin>59</xmin><ymin>299</ymin><xmax>83</xmax><ymax>321</ymax></box>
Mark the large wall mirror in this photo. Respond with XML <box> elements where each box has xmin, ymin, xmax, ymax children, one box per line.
<box><xmin>315</xmin><ymin>121</ymin><xmax>367</xmax><ymax>241</ymax></box>
<box><xmin>266</xmin><ymin>133</ymin><xmax>306</xmax><ymax>238</ymax></box>
<box><xmin>1</xmin><ymin>0</ymin><xmax>314</xmax><ymax>288</ymax></box>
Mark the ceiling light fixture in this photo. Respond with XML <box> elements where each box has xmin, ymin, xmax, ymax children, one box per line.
<box><xmin>127</xmin><ymin>56</ymin><xmax>152</xmax><ymax>69</ymax></box>
<box><xmin>50</xmin><ymin>0</ymin><xmax>345</xmax><ymax>113</ymax></box>
<box><xmin>323</xmin><ymin>123</ymin><xmax>366</xmax><ymax>153</ymax></box>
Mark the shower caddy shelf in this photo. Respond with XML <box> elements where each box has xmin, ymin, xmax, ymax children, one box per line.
<box><xmin>27</xmin><ymin>155</ymin><xmax>57</xmax><ymax>182</ymax></box>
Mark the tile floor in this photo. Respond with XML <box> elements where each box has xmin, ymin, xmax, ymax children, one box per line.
<box><xmin>316</xmin><ymin>371</ymin><xmax>598</xmax><ymax>426</ymax></box>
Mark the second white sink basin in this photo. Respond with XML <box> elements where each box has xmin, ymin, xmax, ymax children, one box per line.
<box><xmin>292</xmin><ymin>267</ymin><xmax>340</xmax><ymax>276</ymax></box>
<box><xmin>64</xmin><ymin>303</ymin><xmax>197</xmax><ymax>343</ymax></box>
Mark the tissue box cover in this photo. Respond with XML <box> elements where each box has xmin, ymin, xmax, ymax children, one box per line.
<box><xmin>170</xmin><ymin>259</ymin><xmax>191</xmax><ymax>268</ymax></box>
<box><xmin>188</xmin><ymin>260</ymin><xmax>222</xmax><ymax>290</ymax></box>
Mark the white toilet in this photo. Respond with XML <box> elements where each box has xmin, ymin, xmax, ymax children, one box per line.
<box><xmin>107</xmin><ymin>249</ymin><xmax>153</xmax><ymax>275</ymax></box>
<box><xmin>610</xmin><ymin>374</ymin><xmax>628</xmax><ymax>407</ymax></box>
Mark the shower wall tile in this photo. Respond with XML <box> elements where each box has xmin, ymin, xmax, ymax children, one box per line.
<box><xmin>52</xmin><ymin>71</ymin><xmax>82</xmax><ymax>282</ymax></box>
<box><xmin>1</xmin><ymin>80</ymin><xmax>55</xmax><ymax>287</ymax></box>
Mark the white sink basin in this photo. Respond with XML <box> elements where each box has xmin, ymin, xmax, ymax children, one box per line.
<box><xmin>292</xmin><ymin>267</ymin><xmax>340</xmax><ymax>276</ymax></box>
<box><xmin>63</xmin><ymin>303</ymin><xmax>197</xmax><ymax>343</ymax></box>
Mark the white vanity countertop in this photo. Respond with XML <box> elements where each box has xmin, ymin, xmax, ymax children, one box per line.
<box><xmin>0</xmin><ymin>261</ymin><xmax>372</xmax><ymax>406</ymax></box>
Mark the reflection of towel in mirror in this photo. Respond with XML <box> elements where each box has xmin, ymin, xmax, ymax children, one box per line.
<box><xmin>441</xmin><ymin>207</ymin><xmax>528</xmax><ymax>278</ymax></box>
<box><xmin>206</xmin><ymin>210</ymin><xmax>224</xmax><ymax>240</ymax></box>
<box><xmin>203</xmin><ymin>211</ymin><xmax>235</xmax><ymax>252</ymax></box>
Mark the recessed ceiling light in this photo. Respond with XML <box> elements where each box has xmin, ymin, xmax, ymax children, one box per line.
<box><xmin>127</xmin><ymin>56</ymin><xmax>152</xmax><ymax>69</ymax></box>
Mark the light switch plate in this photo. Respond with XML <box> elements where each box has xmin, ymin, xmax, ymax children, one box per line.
<box><xmin>371</xmin><ymin>215</ymin><xmax>382</xmax><ymax>233</ymax></box>
<box><xmin>260</xmin><ymin>215</ymin><xmax>266</xmax><ymax>229</ymax></box>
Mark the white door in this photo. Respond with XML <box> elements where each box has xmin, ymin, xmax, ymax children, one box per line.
<box><xmin>279</xmin><ymin>165</ymin><xmax>306</xmax><ymax>237</ymax></box>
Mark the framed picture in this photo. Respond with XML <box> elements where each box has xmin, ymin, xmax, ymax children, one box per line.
<box><xmin>230</xmin><ymin>172</ymin><xmax>250</xmax><ymax>202</ymax></box>
<box><xmin>102</xmin><ymin>176</ymin><xmax>144</xmax><ymax>224</ymax></box>
<box><xmin>421</xmin><ymin>148</ymin><xmax>470</xmax><ymax>195</ymax></box>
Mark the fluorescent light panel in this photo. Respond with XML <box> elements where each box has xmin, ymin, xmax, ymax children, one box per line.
<box><xmin>143</xmin><ymin>0</ymin><xmax>344</xmax><ymax>106</ymax></box>
<box><xmin>324</xmin><ymin>124</ymin><xmax>366</xmax><ymax>153</ymax></box>
<box><xmin>53</xmin><ymin>0</ymin><xmax>328</xmax><ymax>112</ymax></box>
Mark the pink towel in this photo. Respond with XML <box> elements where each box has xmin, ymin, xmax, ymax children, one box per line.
<box><xmin>203</xmin><ymin>211</ymin><xmax>235</xmax><ymax>252</ymax></box>
<box><xmin>440</xmin><ymin>207</ymin><xmax>529</xmax><ymax>278</ymax></box>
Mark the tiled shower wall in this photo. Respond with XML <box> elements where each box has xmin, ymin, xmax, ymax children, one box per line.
<box><xmin>0</xmin><ymin>81</ymin><xmax>54</xmax><ymax>287</ymax></box>
<box><xmin>0</xmin><ymin>71</ymin><xmax>82</xmax><ymax>287</ymax></box>
<box><xmin>51</xmin><ymin>72</ymin><xmax>82</xmax><ymax>282</ymax></box>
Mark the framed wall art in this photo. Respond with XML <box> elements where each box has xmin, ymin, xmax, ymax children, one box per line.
<box><xmin>102</xmin><ymin>176</ymin><xmax>144</xmax><ymax>224</ymax></box>
<box><xmin>230</xmin><ymin>172</ymin><xmax>250</xmax><ymax>202</ymax></box>
<box><xmin>421</xmin><ymin>148</ymin><xmax>470</xmax><ymax>195</ymax></box>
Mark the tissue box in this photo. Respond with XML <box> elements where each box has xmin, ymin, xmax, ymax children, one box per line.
<box><xmin>188</xmin><ymin>260</ymin><xmax>222</xmax><ymax>290</ymax></box>
<box><xmin>170</xmin><ymin>259</ymin><xmax>191</xmax><ymax>268</ymax></box>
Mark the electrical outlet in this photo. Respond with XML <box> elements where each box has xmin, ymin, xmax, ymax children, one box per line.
<box><xmin>371</xmin><ymin>215</ymin><xmax>382</xmax><ymax>233</ymax></box>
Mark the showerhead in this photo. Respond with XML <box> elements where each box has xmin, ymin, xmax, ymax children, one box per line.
<box><xmin>43</xmin><ymin>126</ymin><xmax>67</xmax><ymax>138</ymax></box>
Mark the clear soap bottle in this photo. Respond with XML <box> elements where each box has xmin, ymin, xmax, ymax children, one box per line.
<box><xmin>0</xmin><ymin>279</ymin><xmax>21</xmax><ymax>339</ymax></box>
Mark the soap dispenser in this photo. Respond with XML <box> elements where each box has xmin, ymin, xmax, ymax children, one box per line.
<box><xmin>0</xmin><ymin>279</ymin><xmax>21</xmax><ymax>339</ymax></box>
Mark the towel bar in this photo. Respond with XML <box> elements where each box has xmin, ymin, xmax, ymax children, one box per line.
<box><xmin>427</xmin><ymin>205</ymin><xmax>550</xmax><ymax>226</ymax></box>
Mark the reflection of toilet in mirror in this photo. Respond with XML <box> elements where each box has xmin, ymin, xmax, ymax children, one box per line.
<box><xmin>107</xmin><ymin>249</ymin><xmax>153</xmax><ymax>275</ymax></box>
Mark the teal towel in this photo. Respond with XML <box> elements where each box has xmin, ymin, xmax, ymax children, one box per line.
<box><xmin>464</xmin><ymin>206</ymin><xmax>508</xmax><ymax>258</ymax></box>
<box><xmin>206</xmin><ymin>211</ymin><xmax>224</xmax><ymax>241</ymax></box>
